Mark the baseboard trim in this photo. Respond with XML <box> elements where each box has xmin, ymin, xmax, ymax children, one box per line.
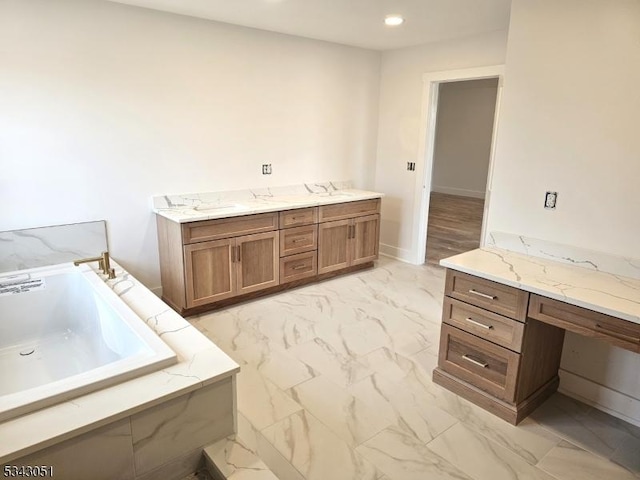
<box><xmin>558</xmin><ymin>369</ymin><xmax>640</xmax><ymax>427</ymax></box>
<box><xmin>379</xmin><ymin>243</ymin><xmax>415</xmax><ymax>264</ymax></box>
<box><xmin>431</xmin><ymin>186</ymin><xmax>486</xmax><ymax>199</ymax></box>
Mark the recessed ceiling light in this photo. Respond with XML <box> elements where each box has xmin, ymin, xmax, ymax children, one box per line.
<box><xmin>384</xmin><ymin>15</ymin><xmax>404</xmax><ymax>27</ymax></box>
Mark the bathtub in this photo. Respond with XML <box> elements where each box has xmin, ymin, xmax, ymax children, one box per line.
<box><xmin>0</xmin><ymin>262</ymin><xmax>177</xmax><ymax>422</ymax></box>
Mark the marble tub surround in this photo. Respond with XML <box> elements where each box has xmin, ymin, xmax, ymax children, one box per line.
<box><xmin>1</xmin><ymin>258</ymin><xmax>239</xmax><ymax>475</ymax></box>
<box><xmin>488</xmin><ymin>231</ymin><xmax>640</xmax><ymax>280</ymax></box>
<box><xmin>152</xmin><ymin>181</ymin><xmax>383</xmax><ymax>223</ymax></box>
<box><xmin>0</xmin><ymin>220</ymin><xmax>107</xmax><ymax>273</ymax></box>
<box><xmin>440</xmin><ymin>247</ymin><xmax>640</xmax><ymax>324</ymax></box>
<box><xmin>191</xmin><ymin>257</ymin><xmax>640</xmax><ymax>480</ymax></box>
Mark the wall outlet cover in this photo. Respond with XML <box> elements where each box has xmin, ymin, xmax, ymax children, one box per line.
<box><xmin>544</xmin><ymin>191</ymin><xmax>557</xmax><ymax>209</ymax></box>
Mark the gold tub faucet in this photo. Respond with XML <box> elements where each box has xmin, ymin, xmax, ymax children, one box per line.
<box><xmin>74</xmin><ymin>251</ymin><xmax>116</xmax><ymax>279</ymax></box>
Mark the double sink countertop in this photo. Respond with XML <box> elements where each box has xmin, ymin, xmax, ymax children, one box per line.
<box><xmin>441</xmin><ymin>246</ymin><xmax>640</xmax><ymax>325</ymax></box>
<box><xmin>152</xmin><ymin>182</ymin><xmax>383</xmax><ymax>224</ymax></box>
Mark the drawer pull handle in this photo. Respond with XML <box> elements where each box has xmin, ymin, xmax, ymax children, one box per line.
<box><xmin>465</xmin><ymin>317</ymin><xmax>493</xmax><ymax>330</ymax></box>
<box><xmin>468</xmin><ymin>289</ymin><xmax>496</xmax><ymax>300</ymax></box>
<box><xmin>594</xmin><ymin>324</ymin><xmax>640</xmax><ymax>344</ymax></box>
<box><xmin>462</xmin><ymin>354</ymin><xmax>489</xmax><ymax>368</ymax></box>
<box><xmin>292</xmin><ymin>264</ymin><xmax>308</xmax><ymax>270</ymax></box>
<box><xmin>292</xmin><ymin>238</ymin><xmax>305</xmax><ymax>243</ymax></box>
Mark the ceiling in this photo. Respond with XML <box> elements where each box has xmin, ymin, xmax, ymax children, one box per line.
<box><xmin>107</xmin><ymin>0</ymin><xmax>511</xmax><ymax>51</ymax></box>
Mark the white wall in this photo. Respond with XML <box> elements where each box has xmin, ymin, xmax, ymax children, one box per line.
<box><xmin>486</xmin><ymin>0</ymin><xmax>640</xmax><ymax>423</ymax></box>
<box><xmin>374</xmin><ymin>30</ymin><xmax>508</xmax><ymax>261</ymax></box>
<box><xmin>0</xmin><ymin>0</ymin><xmax>381</xmax><ymax>288</ymax></box>
<box><xmin>431</xmin><ymin>78</ymin><xmax>498</xmax><ymax>198</ymax></box>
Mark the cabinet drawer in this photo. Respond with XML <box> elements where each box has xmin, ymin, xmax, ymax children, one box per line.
<box><xmin>279</xmin><ymin>207</ymin><xmax>318</xmax><ymax>229</ymax></box>
<box><xmin>528</xmin><ymin>294</ymin><xmax>640</xmax><ymax>353</ymax></box>
<box><xmin>318</xmin><ymin>198</ymin><xmax>380</xmax><ymax>222</ymax></box>
<box><xmin>439</xmin><ymin>324</ymin><xmax>520</xmax><ymax>402</ymax></box>
<box><xmin>280</xmin><ymin>225</ymin><xmax>317</xmax><ymax>257</ymax></box>
<box><xmin>280</xmin><ymin>251</ymin><xmax>317</xmax><ymax>284</ymax></box>
<box><xmin>442</xmin><ymin>298</ymin><xmax>525</xmax><ymax>352</ymax></box>
<box><xmin>445</xmin><ymin>270</ymin><xmax>529</xmax><ymax>321</ymax></box>
<box><xmin>182</xmin><ymin>213</ymin><xmax>278</xmax><ymax>244</ymax></box>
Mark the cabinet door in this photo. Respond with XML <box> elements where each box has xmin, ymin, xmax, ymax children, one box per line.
<box><xmin>184</xmin><ymin>239</ymin><xmax>235</xmax><ymax>307</ymax></box>
<box><xmin>351</xmin><ymin>214</ymin><xmax>379</xmax><ymax>266</ymax></box>
<box><xmin>236</xmin><ymin>231</ymin><xmax>280</xmax><ymax>295</ymax></box>
<box><xmin>317</xmin><ymin>219</ymin><xmax>350</xmax><ymax>274</ymax></box>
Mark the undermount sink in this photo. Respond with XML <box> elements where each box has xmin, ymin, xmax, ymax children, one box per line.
<box><xmin>316</xmin><ymin>191</ymin><xmax>353</xmax><ymax>198</ymax></box>
<box><xmin>193</xmin><ymin>203</ymin><xmax>243</xmax><ymax>212</ymax></box>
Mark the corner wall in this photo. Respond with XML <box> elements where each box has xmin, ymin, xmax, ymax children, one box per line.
<box><xmin>486</xmin><ymin>0</ymin><xmax>640</xmax><ymax>423</ymax></box>
<box><xmin>0</xmin><ymin>0</ymin><xmax>381</xmax><ymax>288</ymax></box>
<box><xmin>373</xmin><ymin>30</ymin><xmax>508</xmax><ymax>261</ymax></box>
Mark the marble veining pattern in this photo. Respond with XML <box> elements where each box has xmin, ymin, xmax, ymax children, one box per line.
<box><xmin>152</xmin><ymin>181</ymin><xmax>383</xmax><ymax>223</ymax></box>
<box><xmin>441</xmin><ymin>247</ymin><xmax>640</xmax><ymax>324</ymax></box>
<box><xmin>488</xmin><ymin>232</ymin><xmax>640</xmax><ymax>281</ymax></box>
<box><xmin>192</xmin><ymin>257</ymin><xmax>640</xmax><ymax>480</ymax></box>
<box><xmin>0</xmin><ymin>221</ymin><xmax>108</xmax><ymax>273</ymax></box>
<box><xmin>0</xmin><ymin>259</ymin><xmax>239</xmax><ymax>464</ymax></box>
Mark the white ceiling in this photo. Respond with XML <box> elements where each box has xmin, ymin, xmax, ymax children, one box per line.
<box><xmin>107</xmin><ymin>0</ymin><xmax>511</xmax><ymax>51</ymax></box>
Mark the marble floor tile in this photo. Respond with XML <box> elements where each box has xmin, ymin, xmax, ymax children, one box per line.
<box><xmin>234</xmin><ymin>341</ymin><xmax>317</xmax><ymax>391</ymax></box>
<box><xmin>531</xmin><ymin>393</ymin><xmax>631</xmax><ymax>458</ymax></box>
<box><xmin>356</xmin><ymin>426</ymin><xmax>472</xmax><ymax>480</ymax></box>
<box><xmin>204</xmin><ymin>436</ymin><xmax>278</xmax><ymax>480</ymax></box>
<box><xmin>287</xmin><ymin>375</ymin><xmax>393</xmax><ymax>447</ymax></box>
<box><xmin>287</xmin><ymin>337</ymin><xmax>372</xmax><ymax>386</ymax></box>
<box><xmin>426</xmin><ymin>423</ymin><xmax>556</xmax><ymax>480</ymax></box>
<box><xmin>537</xmin><ymin>440</ymin><xmax>638</xmax><ymax>480</ymax></box>
<box><xmin>236</xmin><ymin>365</ymin><xmax>303</xmax><ymax>430</ymax></box>
<box><xmin>262</xmin><ymin>410</ymin><xmax>382</xmax><ymax>480</ymax></box>
<box><xmin>349</xmin><ymin>372</ymin><xmax>458</xmax><ymax>444</ymax></box>
<box><xmin>609</xmin><ymin>433</ymin><xmax>640</xmax><ymax>474</ymax></box>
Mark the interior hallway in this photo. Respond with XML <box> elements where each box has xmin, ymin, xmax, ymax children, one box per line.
<box><xmin>190</xmin><ymin>257</ymin><xmax>640</xmax><ymax>480</ymax></box>
<box><xmin>426</xmin><ymin>192</ymin><xmax>485</xmax><ymax>266</ymax></box>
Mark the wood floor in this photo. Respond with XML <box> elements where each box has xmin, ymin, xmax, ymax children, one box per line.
<box><xmin>426</xmin><ymin>192</ymin><xmax>485</xmax><ymax>266</ymax></box>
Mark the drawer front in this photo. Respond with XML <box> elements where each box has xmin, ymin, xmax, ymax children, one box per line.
<box><xmin>442</xmin><ymin>297</ymin><xmax>525</xmax><ymax>353</ymax></box>
<box><xmin>529</xmin><ymin>294</ymin><xmax>640</xmax><ymax>353</ymax></box>
<box><xmin>280</xmin><ymin>251</ymin><xmax>317</xmax><ymax>284</ymax></box>
<box><xmin>439</xmin><ymin>324</ymin><xmax>520</xmax><ymax>402</ymax></box>
<box><xmin>318</xmin><ymin>198</ymin><xmax>381</xmax><ymax>222</ymax></box>
<box><xmin>279</xmin><ymin>207</ymin><xmax>318</xmax><ymax>229</ymax></box>
<box><xmin>445</xmin><ymin>270</ymin><xmax>529</xmax><ymax>321</ymax></box>
<box><xmin>280</xmin><ymin>225</ymin><xmax>318</xmax><ymax>257</ymax></box>
<box><xmin>183</xmin><ymin>213</ymin><xmax>278</xmax><ymax>244</ymax></box>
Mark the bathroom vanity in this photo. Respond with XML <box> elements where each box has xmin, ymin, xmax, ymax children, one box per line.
<box><xmin>153</xmin><ymin>183</ymin><xmax>383</xmax><ymax>315</ymax></box>
<box><xmin>433</xmin><ymin>247</ymin><xmax>640</xmax><ymax>425</ymax></box>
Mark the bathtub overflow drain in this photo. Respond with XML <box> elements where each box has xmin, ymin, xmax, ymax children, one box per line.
<box><xmin>20</xmin><ymin>349</ymin><xmax>35</xmax><ymax>356</ymax></box>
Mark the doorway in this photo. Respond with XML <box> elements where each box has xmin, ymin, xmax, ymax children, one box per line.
<box><xmin>412</xmin><ymin>65</ymin><xmax>504</xmax><ymax>266</ymax></box>
<box><xmin>425</xmin><ymin>78</ymin><xmax>499</xmax><ymax>265</ymax></box>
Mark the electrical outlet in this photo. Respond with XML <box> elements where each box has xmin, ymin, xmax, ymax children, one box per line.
<box><xmin>407</xmin><ymin>162</ymin><xmax>416</xmax><ymax>171</ymax></box>
<box><xmin>262</xmin><ymin>164</ymin><xmax>272</xmax><ymax>175</ymax></box>
<box><xmin>544</xmin><ymin>191</ymin><xmax>558</xmax><ymax>209</ymax></box>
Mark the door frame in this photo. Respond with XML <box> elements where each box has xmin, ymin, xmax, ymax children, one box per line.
<box><xmin>412</xmin><ymin>65</ymin><xmax>505</xmax><ymax>264</ymax></box>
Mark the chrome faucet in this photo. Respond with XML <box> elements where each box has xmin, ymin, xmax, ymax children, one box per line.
<box><xmin>74</xmin><ymin>251</ymin><xmax>116</xmax><ymax>279</ymax></box>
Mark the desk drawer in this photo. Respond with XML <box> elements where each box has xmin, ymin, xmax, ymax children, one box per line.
<box><xmin>280</xmin><ymin>251</ymin><xmax>317</xmax><ymax>284</ymax></box>
<box><xmin>443</xmin><ymin>298</ymin><xmax>525</xmax><ymax>352</ymax></box>
<box><xmin>445</xmin><ymin>270</ymin><xmax>529</xmax><ymax>321</ymax></box>
<box><xmin>279</xmin><ymin>207</ymin><xmax>318</xmax><ymax>229</ymax></box>
<box><xmin>439</xmin><ymin>324</ymin><xmax>520</xmax><ymax>402</ymax></box>
<box><xmin>280</xmin><ymin>225</ymin><xmax>317</xmax><ymax>257</ymax></box>
<box><xmin>528</xmin><ymin>294</ymin><xmax>640</xmax><ymax>353</ymax></box>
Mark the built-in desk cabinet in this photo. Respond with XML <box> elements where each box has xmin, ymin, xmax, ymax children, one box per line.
<box><xmin>156</xmin><ymin>199</ymin><xmax>380</xmax><ymax>315</ymax></box>
<box><xmin>434</xmin><ymin>268</ymin><xmax>640</xmax><ymax>424</ymax></box>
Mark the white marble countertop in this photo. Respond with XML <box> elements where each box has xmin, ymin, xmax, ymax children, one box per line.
<box><xmin>0</xmin><ymin>260</ymin><xmax>240</xmax><ymax>464</ymax></box>
<box><xmin>152</xmin><ymin>182</ymin><xmax>383</xmax><ymax>224</ymax></box>
<box><xmin>441</xmin><ymin>247</ymin><xmax>640</xmax><ymax>325</ymax></box>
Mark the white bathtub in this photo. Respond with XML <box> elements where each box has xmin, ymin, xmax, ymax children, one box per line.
<box><xmin>0</xmin><ymin>262</ymin><xmax>177</xmax><ymax>422</ymax></box>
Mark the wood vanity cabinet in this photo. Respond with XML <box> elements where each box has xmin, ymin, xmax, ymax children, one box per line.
<box><xmin>156</xmin><ymin>198</ymin><xmax>381</xmax><ymax>314</ymax></box>
<box><xmin>317</xmin><ymin>200</ymin><xmax>380</xmax><ymax>274</ymax></box>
